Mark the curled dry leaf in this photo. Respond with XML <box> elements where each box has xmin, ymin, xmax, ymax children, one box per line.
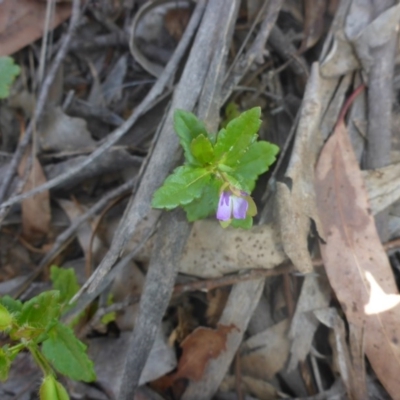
<box><xmin>38</xmin><ymin>107</ymin><xmax>96</xmax><ymax>152</ymax></box>
<box><xmin>277</xmin><ymin>63</ymin><xmax>324</xmax><ymax>273</ymax></box>
<box><xmin>315</xmin><ymin>121</ymin><xmax>400</xmax><ymax>399</ymax></box>
<box><xmin>0</xmin><ymin>0</ymin><xmax>72</xmax><ymax>56</ymax></box>
<box><xmin>18</xmin><ymin>150</ymin><xmax>50</xmax><ymax>241</ymax></box>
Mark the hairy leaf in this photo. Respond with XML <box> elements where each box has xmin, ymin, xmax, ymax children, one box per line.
<box><xmin>0</xmin><ymin>304</ymin><xmax>13</xmax><ymax>331</ymax></box>
<box><xmin>183</xmin><ymin>178</ymin><xmax>222</xmax><ymax>221</ymax></box>
<box><xmin>42</xmin><ymin>322</ymin><xmax>96</xmax><ymax>382</ymax></box>
<box><xmin>231</xmin><ymin>216</ymin><xmax>253</xmax><ymax>229</ymax></box>
<box><xmin>214</xmin><ymin>107</ymin><xmax>261</xmax><ymax>165</ymax></box>
<box><xmin>230</xmin><ymin>141</ymin><xmax>279</xmax><ymax>191</ymax></box>
<box><xmin>190</xmin><ymin>134</ymin><xmax>214</xmax><ymax>165</ymax></box>
<box><xmin>174</xmin><ymin>110</ymin><xmax>209</xmax><ymax>165</ymax></box>
<box><xmin>152</xmin><ymin>166</ymin><xmax>211</xmax><ymax>209</ymax></box>
<box><xmin>18</xmin><ymin>291</ymin><xmax>60</xmax><ymax>330</ymax></box>
<box><xmin>0</xmin><ymin>296</ymin><xmax>22</xmax><ymax>315</ymax></box>
<box><xmin>50</xmin><ymin>265</ymin><xmax>80</xmax><ymax>307</ymax></box>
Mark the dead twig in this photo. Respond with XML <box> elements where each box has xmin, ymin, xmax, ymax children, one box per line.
<box><xmin>222</xmin><ymin>0</ymin><xmax>284</xmax><ymax>103</ymax></box>
<box><xmin>174</xmin><ymin>264</ymin><xmax>293</xmax><ymax>294</ymax></box>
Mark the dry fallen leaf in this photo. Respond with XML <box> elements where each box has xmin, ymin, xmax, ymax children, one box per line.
<box><xmin>315</xmin><ymin>307</ymin><xmax>367</xmax><ymax>399</ymax></box>
<box><xmin>315</xmin><ymin>120</ymin><xmax>400</xmax><ymax>399</ymax></box>
<box><xmin>206</xmin><ymin>288</ymin><xmax>230</xmax><ymax>328</ymax></box>
<box><xmin>221</xmin><ymin>374</ymin><xmax>278</xmax><ymax>400</ymax></box>
<box><xmin>301</xmin><ymin>0</ymin><xmax>328</xmax><ymax>50</ymax></box>
<box><xmin>176</xmin><ymin>324</ymin><xmax>237</xmax><ymax>382</ymax></box>
<box><xmin>56</xmin><ymin>199</ymin><xmax>105</xmax><ymax>265</ymax></box>
<box><xmin>151</xmin><ymin>324</ymin><xmax>237</xmax><ymax>398</ymax></box>
<box><xmin>18</xmin><ymin>150</ymin><xmax>50</xmax><ymax>241</ymax></box>
<box><xmin>277</xmin><ymin>63</ymin><xmax>324</xmax><ymax>273</ymax></box>
<box><xmin>287</xmin><ymin>274</ymin><xmax>330</xmax><ymax>370</ymax></box>
<box><xmin>0</xmin><ymin>0</ymin><xmax>72</xmax><ymax>56</ymax></box>
<box><xmin>240</xmin><ymin>319</ymin><xmax>290</xmax><ymax>380</ymax></box>
<box><xmin>179</xmin><ymin>220</ymin><xmax>286</xmax><ymax>278</ymax></box>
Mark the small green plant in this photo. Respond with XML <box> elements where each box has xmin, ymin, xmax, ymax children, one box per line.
<box><xmin>0</xmin><ymin>266</ymin><xmax>96</xmax><ymax>400</ymax></box>
<box><xmin>0</xmin><ymin>56</ymin><xmax>20</xmax><ymax>99</ymax></box>
<box><xmin>151</xmin><ymin>107</ymin><xmax>279</xmax><ymax>229</ymax></box>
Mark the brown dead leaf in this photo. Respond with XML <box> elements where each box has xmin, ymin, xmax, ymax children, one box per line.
<box><xmin>315</xmin><ymin>121</ymin><xmax>400</xmax><ymax>399</ymax></box>
<box><xmin>18</xmin><ymin>150</ymin><xmax>50</xmax><ymax>241</ymax></box>
<box><xmin>301</xmin><ymin>0</ymin><xmax>327</xmax><ymax>50</ymax></box>
<box><xmin>206</xmin><ymin>288</ymin><xmax>230</xmax><ymax>328</ymax></box>
<box><xmin>0</xmin><ymin>0</ymin><xmax>71</xmax><ymax>56</ymax></box>
<box><xmin>57</xmin><ymin>199</ymin><xmax>105</xmax><ymax>265</ymax></box>
<box><xmin>164</xmin><ymin>8</ymin><xmax>191</xmax><ymax>42</ymax></box>
<box><xmin>176</xmin><ymin>324</ymin><xmax>236</xmax><ymax>382</ymax></box>
<box><xmin>169</xmin><ymin>302</ymin><xmax>199</xmax><ymax>345</ymax></box>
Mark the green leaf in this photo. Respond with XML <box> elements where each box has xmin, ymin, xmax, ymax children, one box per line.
<box><xmin>174</xmin><ymin>110</ymin><xmax>209</xmax><ymax>165</ymax></box>
<box><xmin>230</xmin><ymin>141</ymin><xmax>279</xmax><ymax>191</ymax></box>
<box><xmin>0</xmin><ymin>303</ymin><xmax>13</xmax><ymax>331</ymax></box>
<box><xmin>19</xmin><ymin>291</ymin><xmax>61</xmax><ymax>329</ymax></box>
<box><xmin>50</xmin><ymin>266</ymin><xmax>80</xmax><ymax>307</ymax></box>
<box><xmin>214</xmin><ymin>107</ymin><xmax>261</xmax><ymax>165</ymax></box>
<box><xmin>152</xmin><ymin>166</ymin><xmax>211</xmax><ymax>210</ymax></box>
<box><xmin>0</xmin><ymin>57</ymin><xmax>20</xmax><ymax>99</ymax></box>
<box><xmin>224</xmin><ymin>172</ymin><xmax>249</xmax><ymax>193</ymax></box>
<box><xmin>221</xmin><ymin>102</ymin><xmax>241</xmax><ymax>128</ymax></box>
<box><xmin>40</xmin><ymin>375</ymin><xmax>70</xmax><ymax>400</ymax></box>
<box><xmin>231</xmin><ymin>216</ymin><xmax>253</xmax><ymax>229</ymax></box>
<box><xmin>0</xmin><ymin>296</ymin><xmax>22</xmax><ymax>315</ymax></box>
<box><xmin>0</xmin><ymin>347</ymin><xmax>11</xmax><ymax>381</ymax></box>
<box><xmin>190</xmin><ymin>134</ymin><xmax>214</xmax><ymax>165</ymax></box>
<box><xmin>183</xmin><ymin>178</ymin><xmax>222</xmax><ymax>221</ymax></box>
<box><xmin>42</xmin><ymin>322</ymin><xmax>96</xmax><ymax>382</ymax></box>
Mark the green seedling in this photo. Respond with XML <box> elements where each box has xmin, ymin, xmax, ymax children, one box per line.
<box><xmin>152</xmin><ymin>107</ymin><xmax>279</xmax><ymax>228</ymax></box>
<box><xmin>0</xmin><ymin>266</ymin><xmax>95</xmax><ymax>400</ymax></box>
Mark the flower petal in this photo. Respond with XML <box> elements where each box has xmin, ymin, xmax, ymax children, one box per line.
<box><xmin>232</xmin><ymin>196</ymin><xmax>248</xmax><ymax>219</ymax></box>
<box><xmin>216</xmin><ymin>192</ymin><xmax>232</xmax><ymax>221</ymax></box>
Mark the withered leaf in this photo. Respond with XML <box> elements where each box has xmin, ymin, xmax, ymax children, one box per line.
<box><xmin>18</xmin><ymin>151</ymin><xmax>50</xmax><ymax>241</ymax></box>
<box><xmin>0</xmin><ymin>0</ymin><xmax>71</xmax><ymax>56</ymax></box>
<box><xmin>175</xmin><ymin>324</ymin><xmax>237</xmax><ymax>382</ymax></box>
<box><xmin>315</xmin><ymin>121</ymin><xmax>400</xmax><ymax>399</ymax></box>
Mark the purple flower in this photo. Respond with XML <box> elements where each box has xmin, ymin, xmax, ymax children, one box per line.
<box><xmin>216</xmin><ymin>191</ymin><xmax>248</xmax><ymax>221</ymax></box>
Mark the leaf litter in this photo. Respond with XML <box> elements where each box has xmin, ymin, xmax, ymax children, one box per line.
<box><xmin>2</xmin><ymin>0</ymin><xmax>400</xmax><ymax>399</ymax></box>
